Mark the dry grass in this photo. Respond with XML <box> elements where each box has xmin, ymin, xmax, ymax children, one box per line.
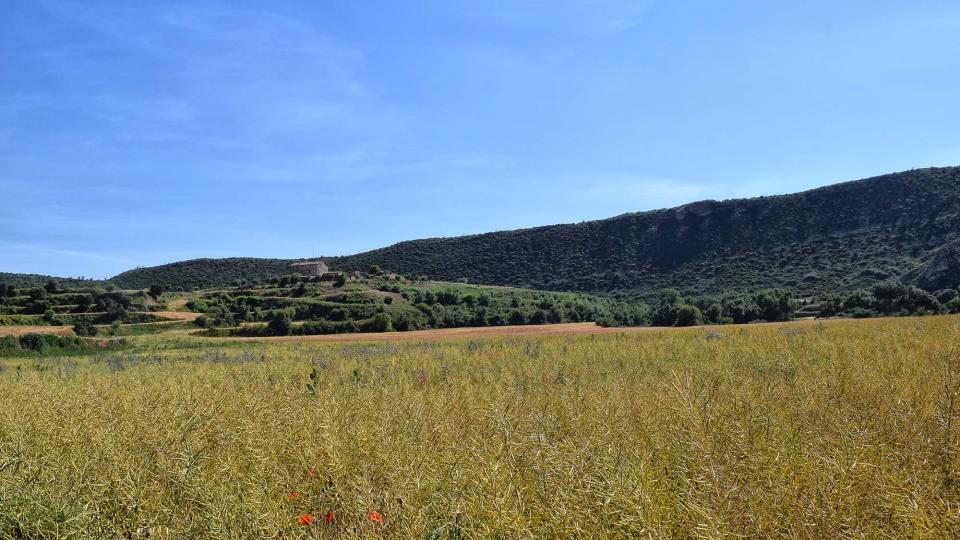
<box><xmin>0</xmin><ymin>325</ymin><xmax>74</xmax><ymax>337</ymax></box>
<box><xmin>2</xmin><ymin>316</ymin><xmax>960</xmax><ymax>538</ymax></box>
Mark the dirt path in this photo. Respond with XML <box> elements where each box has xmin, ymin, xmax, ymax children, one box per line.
<box><xmin>217</xmin><ymin>322</ymin><xmax>676</xmax><ymax>344</ymax></box>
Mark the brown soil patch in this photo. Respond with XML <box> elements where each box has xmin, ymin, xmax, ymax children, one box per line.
<box><xmin>213</xmin><ymin>316</ymin><xmax>921</xmax><ymax>345</ymax></box>
<box><xmin>152</xmin><ymin>311</ymin><xmax>200</xmax><ymax>321</ymax></box>
<box><xmin>218</xmin><ymin>322</ymin><xmax>656</xmax><ymax>344</ymax></box>
<box><xmin>0</xmin><ymin>325</ymin><xmax>74</xmax><ymax>337</ymax></box>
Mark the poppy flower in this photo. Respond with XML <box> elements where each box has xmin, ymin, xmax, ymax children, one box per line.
<box><xmin>297</xmin><ymin>513</ymin><xmax>314</xmax><ymax>525</ymax></box>
<box><xmin>287</xmin><ymin>491</ymin><xmax>301</xmax><ymax>498</ymax></box>
<box><xmin>368</xmin><ymin>511</ymin><xmax>383</xmax><ymax>524</ymax></box>
<box><xmin>324</xmin><ymin>511</ymin><xmax>335</xmax><ymax>522</ymax></box>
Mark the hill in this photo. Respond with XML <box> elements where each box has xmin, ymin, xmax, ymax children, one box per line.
<box><xmin>105</xmin><ymin>167</ymin><xmax>960</xmax><ymax>298</ymax></box>
<box><xmin>0</xmin><ymin>272</ymin><xmax>104</xmax><ymax>289</ymax></box>
<box><xmin>186</xmin><ymin>272</ymin><xmax>649</xmax><ymax>336</ymax></box>
<box><xmin>333</xmin><ymin>167</ymin><xmax>960</xmax><ymax>298</ymax></box>
<box><xmin>110</xmin><ymin>258</ymin><xmax>295</xmax><ymax>290</ymax></box>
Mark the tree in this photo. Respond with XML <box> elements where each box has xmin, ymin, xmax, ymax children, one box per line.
<box><xmin>367</xmin><ymin>313</ymin><xmax>393</xmax><ymax>332</ymax></box>
<box><xmin>651</xmin><ymin>289</ymin><xmax>681</xmax><ymax>326</ymax></box>
<box><xmin>754</xmin><ymin>289</ymin><xmax>796</xmax><ymax>322</ymax></box>
<box><xmin>268</xmin><ymin>311</ymin><xmax>292</xmax><ymax>336</ymax></box>
<box><xmin>334</xmin><ymin>273</ymin><xmax>348</xmax><ymax>287</ymax></box>
<box><xmin>73</xmin><ymin>320</ymin><xmax>98</xmax><ymax>337</ymax></box>
<box><xmin>369</xmin><ymin>264</ymin><xmax>382</xmax><ymax>275</ymax></box>
<box><xmin>675</xmin><ymin>304</ymin><xmax>703</xmax><ymax>327</ymax></box>
<box><xmin>508</xmin><ymin>309</ymin><xmax>527</xmax><ymax>325</ymax></box>
<box><xmin>44</xmin><ymin>280</ymin><xmax>58</xmax><ymax>294</ymax></box>
<box><xmin>43</xmin><ymin>309</ymin><xmax>63</xmax><ymax>326</ymax></box>
<box><xmin>19</xmin><ymin>333</ymin><xmax>46</xmax><ymax>352</ymax></box>
<box><xmin>76</xmin><ymin>294</ymin><xmax>94</xmax><ymax>311</ymax></box>
<box><xmin>27</xmin><ymin>287</ymin><xmax>47</xmax><ymax>301</ymax></box>
<box><xmin>148</xmin><ymin>284</ymin><xmax>165</xmax><ymax>301</ymax></box>
<box><xmin>704</xmin><ymin>304</ymin><xmax>723</xmax><ymax>324</ymax></box>
<box><xmin>97</xmin><ymin>297</ymin><xmax>126</xmax><ymax>321</ymax></box>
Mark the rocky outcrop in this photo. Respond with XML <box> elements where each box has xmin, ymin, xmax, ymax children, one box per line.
<box><xmin>918</xmin><ymin>239</ymin><xmax>960</xmax><ymax>291</ymax></box>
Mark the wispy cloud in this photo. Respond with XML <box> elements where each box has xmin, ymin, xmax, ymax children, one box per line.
<box><xmin>17</xmin><ymin>1</ymin><xmax>390</xmax><ymax>156</ymax></box>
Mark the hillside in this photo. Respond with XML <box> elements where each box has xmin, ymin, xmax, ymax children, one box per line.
<box><xmin>110</xmin><ymin>257</ymin><xmax>295</xmax><ymax>290</ymax></box>
<box><xmin>333</xmin><ymin>167</ymin><xmax>960</xmax><ymax>298</ymax></box>
<box><xmin>186</xmin><ymin>272</ymin><xmax>648</xmax><ymax>336</ymax></box>
<box><xmin>104</xmin><ymin>167</ymin><xmax>960</xmax><ymax>298</ymax></box>
<box><xmin>0</xmin><ymin>272</ymin><xmax>104</xmax><ymax>289</ymax></box>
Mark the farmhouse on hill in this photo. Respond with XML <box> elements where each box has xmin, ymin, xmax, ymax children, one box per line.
<box><xmin>288</xmin><ymin>260</ymin><xmax>329</xmax><ymax>276</ymax></box>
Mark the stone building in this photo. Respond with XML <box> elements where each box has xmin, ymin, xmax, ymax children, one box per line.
<box><xmin>288</xmin><ymin>260</ymin><xmax>329</xmax><ymax>277</ymax></box>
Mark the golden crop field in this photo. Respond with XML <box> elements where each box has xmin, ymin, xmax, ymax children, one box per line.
<box><xmin>2</xmin><ymin>316</ymin><xmax>960</xmax><ymax>538</ymax></box>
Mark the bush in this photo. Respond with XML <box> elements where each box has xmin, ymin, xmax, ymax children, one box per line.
<box><xmin>362</xmin><ymin>313</ymin><xmax>393</xmax><ymax>333</ymax></box>
<box><xmin>148</xmin><ymin>285</ymin><xmax>165</xmax><ymax>300</ymax></box>
<box><xmin>268</xmin><ymin>312</ymin><xmax>292</xmax><ymax>336</ymax></box>
<box><xmin>508</xmin><ymin>310</ymin><xmax>527</xmax><ymax>325</ymax></box>
<box><xmin>42</xmin><ymin>310</ymin><xmax>63</xmax><ymax>326</ymax></box>
<box><xmin>73</xmin><ymin>320</ymin><xmax>98</xmax><ymax>337</ymax></box>
<box><xmin>675</xmin><ymin>304</ymin><xmax>703</xmax><ymax>327</ymax></box>
<box><xmin>19</xmin><ymin>333</ymin><xmax>46</xmax><ymax>352</ymax></box>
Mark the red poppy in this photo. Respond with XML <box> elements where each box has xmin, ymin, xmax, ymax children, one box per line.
<box><xmin>368</xmin><ymin>511</ymin><xmax>383</xmax><ymax>524</ymax></box>
<box><xmin>287</xmin><ymin>491</ymin><xmax>301</xmax><ymax>498</ymax></box>
<box><xmin>324</xmin><ymin>511</ymin><xmax>335</xmax><ymax>522</ymax></box>
<box><xmin>297</xmin><ymin>513</ymin><xmax>314</xmax><ymax>525</ymax></box>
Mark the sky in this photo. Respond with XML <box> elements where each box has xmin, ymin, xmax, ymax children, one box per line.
<box><xmin>2</xmin><ymin>0</ymin><xmax>959</xmax><ymax>279</ymax></box>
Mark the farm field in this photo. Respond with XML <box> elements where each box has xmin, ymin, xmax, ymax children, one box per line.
<box><xmin>2</xmin><ymin>315</ymin><xmax>960</xmax><ymax>537</ymax></box>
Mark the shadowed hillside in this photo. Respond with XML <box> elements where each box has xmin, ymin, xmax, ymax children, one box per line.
<box><xmin>110</xmin><ymin>258</ymin><xmax>294</xmax><ymax>290</ymax></box>
<box><xmin>103</xmin><ymin>167</ymin><xmax>960</xmax><ymax>298</ymax></box>
<box><xmin>332</xmin><ymin>167</ymin><xmax>960</xmax><ymax>298</ymax></box>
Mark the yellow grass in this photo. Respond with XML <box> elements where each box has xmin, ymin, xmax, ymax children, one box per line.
<box><xmin>2</xmin><ymin>315</ymin><xmax>960</xmax><ymax>538</ymax></box>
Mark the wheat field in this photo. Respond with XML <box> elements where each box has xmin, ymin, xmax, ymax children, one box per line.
<box><xmin>2</xmin><ymin>316</ymin><xmax>960</xmax><ymax>538</ymax></box>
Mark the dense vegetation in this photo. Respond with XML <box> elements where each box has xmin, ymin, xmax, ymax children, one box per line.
<box><xmin>0</xmin><ymin>271</ymin><xmax>103</xmax><ymax>289</ymax></box>
<box><xmin>332</xmin><ymin>167</ymin><xmax>960</xmax><ymax>299</ymax></box>
<box><xmin>111</xmin><ymin>257</ymin><xmax>294</xmax><ymax>291</ymax></box>
<box><xmin>0</xmin><ymin>279</ymin><xmax>166</xmax><ymax>330</ymax></box>
<box><xmin>4</xmin><ymin>316</ymin><xmax>960</xmax><ymax>537</ymax></box>
<box><xmin>819</xmin><ymin>281</ymin><xmax>960</xmax><ymax>318</ymax></box>
<box><xmin>103</xmin><ymin>167</ymin><xmax>960</xmax><ymax>299</ymax></box>
<box><xmin>0</xmin><ymin>333</ymin><xmax>127</xmax><ymax>356</ymax></box>
<box><xmin>184</xmin><ymin>271</ymin><xmax>651</xmax><ymax>336</ymax></box>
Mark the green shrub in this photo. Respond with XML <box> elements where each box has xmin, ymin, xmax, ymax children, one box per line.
<box><xmin>268</xmin><ymin>311</ymin><xmax>292</xmax><ymax>336</ymax></box>
<box><xmin>362</xmin><ymin>313</ymin><xmax>393</xmax><ymax>333</ymax></box>
<box><xmin>19</xmin><ymin>333</ymin><xmax>47</xmax><ymax>352</ymax></box>
<box><xmin>675</xmin><ymin>304</ymin><xmax>703</xmax><ymax>327</ymax></box>
<box><xmin>73</xmin><ymin>320</ymin><xmax>98</xmax><ymax>337</ymax></box>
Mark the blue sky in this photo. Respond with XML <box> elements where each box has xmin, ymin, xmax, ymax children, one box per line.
<box><xmin>2</xmin><ymin>0</ymin><xmax>959</xmax><ymax>279</ymax></box>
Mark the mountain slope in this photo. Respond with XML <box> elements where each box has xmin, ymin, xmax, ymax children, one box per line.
<box><xmin>108</xmin><ymin>167</ymin><xmax>960</xmax><ymax>298</ymax></box>
<box><xmin>0</xmin><ymin>272</ymin><xmax>105</xmax><ymax>289</ymax></box>
<box><xmin>331</xmin><ymin>167</ymin><xmax>960</xmax><ymax>298</ymax></box>
<box><xmin>111</xmin><ymin>258</ymin><xmax>294</xmax><ymax>290</ymax></box>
